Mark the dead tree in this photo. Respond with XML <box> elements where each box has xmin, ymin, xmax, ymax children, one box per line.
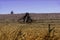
<box><xmin>18</xmin><ymin>13</ymin><xmax>32</xmax><ymax>23</ymax></box>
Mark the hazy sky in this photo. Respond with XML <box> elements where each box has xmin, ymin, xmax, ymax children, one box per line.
<box><xmin>0</xmin><ymin>0</ymin><xmax>60</xmax><ymax>14</ymax></box>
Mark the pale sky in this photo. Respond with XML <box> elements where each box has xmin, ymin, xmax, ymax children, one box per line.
<box><xmin>0</xmin><ymin>0</ymin><xmax>60</xmax><ymax>14</ymax></box>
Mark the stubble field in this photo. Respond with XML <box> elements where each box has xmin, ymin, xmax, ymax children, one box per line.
<box><xmin>0</xmin><ymin>22</ymin><xmax>60</xmax><ymax>40</ymax></box>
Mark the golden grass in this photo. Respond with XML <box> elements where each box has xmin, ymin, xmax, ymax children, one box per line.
<box><xmin>0</xmin><ymin>23</ymin><xmax>60</xmax><ymax>40</ymax></box>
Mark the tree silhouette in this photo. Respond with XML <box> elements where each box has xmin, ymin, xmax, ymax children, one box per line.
<box><xmin>11</xmin><ymin>11</ymin><xmax>14</xmax><ymax>14</ymax></box>
<box><xmin>18</xmin><ymin>12</ymin><xmax>32</xmax><ymax>23</ymax></box>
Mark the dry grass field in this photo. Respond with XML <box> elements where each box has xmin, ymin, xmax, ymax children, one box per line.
<box><xmin>0</xmin><ymin>22</ymin><xmax>60</xmax><ymax>40</ymax></box>
<box><xmin>0</xmin><ymin>13</ymin><xmax>60</xmax><ymax>40</ymax></box>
